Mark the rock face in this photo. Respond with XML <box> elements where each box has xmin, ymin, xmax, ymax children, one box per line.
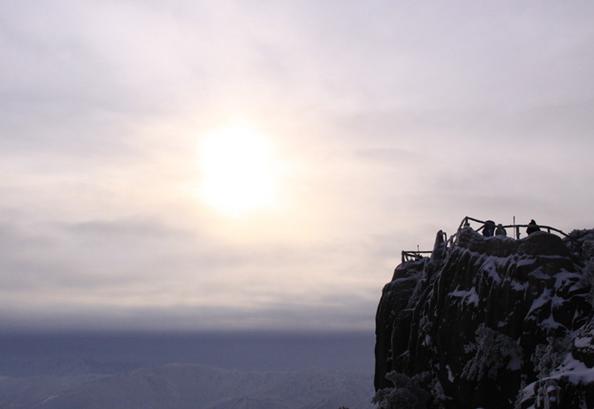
<box><xmin>374</xmin><ymin>227</ymin><xmax>594</xmax><ymax>409</ymax></box>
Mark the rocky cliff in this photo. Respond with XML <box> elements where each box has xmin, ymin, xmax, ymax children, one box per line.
<box><xmin>374</xmin><ymin>224</ymin><xmax>594</xmax><ymax>409</ymax></box>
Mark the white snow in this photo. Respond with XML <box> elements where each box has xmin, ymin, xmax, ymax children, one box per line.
<box><xmin>554</xmin><ymin>270</ymin><xmax>582</xmax><ymax>289</ymax></box>
<box><xmin>449</xmin><ymin>287</ymin><xmax>480</xmax><ymax>307</ymax></box>
<box><xmin>527</xmin><ymin>289</ymin><xmax>551</xmax><ymax>316</ymax></box>
<box><xmin>574</xmin><ymin>336</ymin><xmax>592</xmax><ymax>349</ymax></box>
<box><xmin>517</xmin><ymin>258</ymin><xmax>536</xmax><ymax>267</ymax></box>
<box><xmin>510</xmin><ymin>280</ymin><xmax>528</xmax><ymax>291</ymax></box>
<box><xmin>480</xmin><ymin>258</ymin><xmax>502</xmax><ymax>283</ymax></box>
<box><xmin>529</xmin><ymin>270</ymin><xmax>550</xmax><ymax>280</ymax></box>
<box><xmin>446</xmin><ymin>365</ymin><xmax>454</xmax><ymax>382</ymax></box>
<box><xmin>540</xmin><ymin>313</ymin><xmax>564</xmax><ymax>330</ymax></box>
<box><xmin>551</xmin><ymin>353</ymin><xmax>594</xmax><ymax>384</ymax></box>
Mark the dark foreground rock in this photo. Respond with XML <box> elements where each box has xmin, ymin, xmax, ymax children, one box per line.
<box><xmin>374</xmin><ymin>226</ymin><xmax>594</xmax><ymax>409</ymax></box>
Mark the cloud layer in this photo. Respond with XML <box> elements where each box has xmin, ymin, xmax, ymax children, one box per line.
<box><xmin>1</xmin><ymin>0</ymin><xmax>594</xmax><ymax>331</ymax></box>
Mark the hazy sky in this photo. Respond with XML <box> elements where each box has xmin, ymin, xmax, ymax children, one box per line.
<box><xmin>1</xmin><ymin>0</ymin><xmax>594</xmax><ymax>331</ymax></box>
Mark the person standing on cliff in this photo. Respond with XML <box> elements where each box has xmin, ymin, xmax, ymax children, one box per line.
<box><xmin>526</xmin><ymin>219</ymin><xmax>541</xmax><ymax>235</ymax></box>
<box><xmin>483</xmin><ymin>220</ymin><xmax>496</xmax><ymax>237</ymax></box>
<box><xmin>495</xmin><ymin>224</ymin><xmax>507</xmax><ymax>237</ymax></box>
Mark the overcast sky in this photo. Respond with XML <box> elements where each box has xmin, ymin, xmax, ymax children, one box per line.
<box><xmin>1</xmin><ymin>0</ymin><xmax>594</xmax><ymax>332</ymax></box>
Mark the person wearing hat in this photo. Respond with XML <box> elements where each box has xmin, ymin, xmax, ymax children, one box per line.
<box><xmin>526</xmin><ymin>219</ymin><xmax>541</xmax><ymax>235</ymax></box>
<box><xmin>483</xmin><ymin>220</ymin><xmax>496</xmax><ymax>237</ymax></box>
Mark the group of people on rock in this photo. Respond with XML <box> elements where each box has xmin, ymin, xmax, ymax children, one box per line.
<box><xmin>480</xmin><ymin>219</ymin><xmax>540</xmax><ymax>238</ymax></box>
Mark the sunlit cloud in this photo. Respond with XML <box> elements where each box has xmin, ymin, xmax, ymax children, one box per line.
<box><xmin>1</xmin><ymin>0</ymin><xmax>593</xmax><ymax>331</ymax></box>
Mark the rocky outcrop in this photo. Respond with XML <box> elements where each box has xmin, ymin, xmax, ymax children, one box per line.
<box><xmin>374</xmin><ymin>226</ymin><xmax>594</xmax><ymax>409</ymax></box>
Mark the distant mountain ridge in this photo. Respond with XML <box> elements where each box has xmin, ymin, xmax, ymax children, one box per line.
<box><xmin>0</xmin><ymin>364</ymin><xmax>373</xmax><ymax>409</ymax></box>
<box><xmin>375</xmin><ymin>223</ymin><xmax>594</xmax><ymax>408</ymax></box>
<box><xmin>0</xmin><ymin>332</ymin><xmax>374</xmax><ymax>409</ymax></box>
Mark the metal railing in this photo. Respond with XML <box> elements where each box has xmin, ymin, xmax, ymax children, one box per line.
<box><xmin>401</xmin><ymin>216</ymin><xmax>571</xmax><ymax>263</ymax></box>
<box><xmin>453</xmin><ymin>216</ymin><xmax>568</xmax><ymax>241</ymax></box>
<box><xmin>401</xmin><ymin>250</ymin><xmax>433</xmax><ymax>263</ymax></box>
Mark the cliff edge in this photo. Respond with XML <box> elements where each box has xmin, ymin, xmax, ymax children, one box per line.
<box><xmin>374</xmin><ymin>219</ymin><xmax>594</xmax><ymax>409</ymax></box>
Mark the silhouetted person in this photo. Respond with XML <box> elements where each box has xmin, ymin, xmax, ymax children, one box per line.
<box><xmin>495</xmin><ymin>224</ymin><xmax>507</xmax><ymax>237</ymax></box>
<box><xmin>431</xmin><ymin>230</ymin><xmax>447</xmax><ymax>264</ymax></box>
<box><xmin>526</xmin><ymin>219</ymin><xmax>540</xmax><ymax>235</ymax></box>
<box><xmin>434</xmin><ymin>230</ymin><xmax>445</xmax><ymax>248</ymax></box>
<box><xmin>483</xmin><ymin>220</ymin><xmax>496</xmax><ymax>237</ymax></box>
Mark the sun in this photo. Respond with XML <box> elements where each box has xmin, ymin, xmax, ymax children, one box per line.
<box><xmin>198</xmin><ymin>125</ymin><xmax>280</xmax><ymax>217</ymax></box>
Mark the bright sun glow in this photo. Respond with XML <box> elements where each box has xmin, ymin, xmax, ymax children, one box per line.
<box><xmin>199</xmin><ymin>125</ymin><xmax>280</xmax><ymax>217</ymax></box>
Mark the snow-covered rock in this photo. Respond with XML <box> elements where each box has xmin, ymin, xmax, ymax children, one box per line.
<box><xmin>375</xmin><ymin>227</ymin><xmax>594</xmax><ymax>409</ymax></box>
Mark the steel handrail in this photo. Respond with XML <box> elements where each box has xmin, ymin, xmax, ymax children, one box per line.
<box><xmin>402</xmin><ymin>216</ymin><xmax>573</xmax><ymax>264</ymax></box>
<box><xmin>401</xmin><ymin>250</ymin><xmax>433</xmax><ymax>263</ymax></box>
